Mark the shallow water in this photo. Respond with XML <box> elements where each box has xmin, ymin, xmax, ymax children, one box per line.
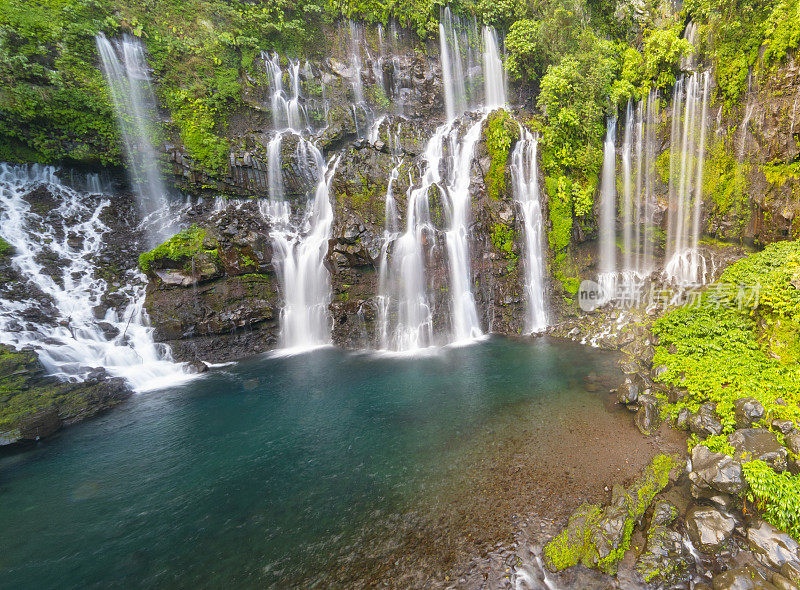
<box><xmin>0</xmin><ymin>337</ymin><xmax>622</xmax><ymax>589</ymax></box>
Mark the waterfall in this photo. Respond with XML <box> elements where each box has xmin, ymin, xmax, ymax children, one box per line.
<box><xmin>265</xmin><ymin>53</ymin><xmax>308</xmax><ymax>132</ymax></box>
<box><xmin>348</xmin><ymin>20</ymin><xmax>365</xmax><ymax>105</ymax></box>
<box><xmin>511</xmin><ymin>129</ymin><xmax>547</xmax><ymax>332</ymax></box>
<box><xmin>0</xmin><ymin>164</ymin><xmax>190</xmax><ymax>392</ymax></box>
<box><xmin>96</xmin><ymin>34</ymin><xmax>169</xmax><ymax>241</ymax></box>
<box><xmin>622</xmin><ymin>102</ymin><xmax>634</xmax><ymax>274</ymax></box>
<box><xmin>444</xmin><ymin>117</ymin><xmax>486</xmax><ymax>343</ymax></box>
<box><xmin>438</xmin><ymin>7</ymin><xmax>483</xmax><ymax>120</ymax></box>
<box><xmin>664</xmin><ymin>72</ymin><xmax>710</xmax><ymax>285</ymax></box>
<box><xmin>598</xmin><ymin>116</ymin><xmax>617</xmax><ymax>297</ymax></box>
<box><xmin>262</xmin><ymin>142</ymin><xmax>340</xmax><ymax>351</ymax></box>
<box><xmin>377</xmin><ymin>125</ymin><xmax>449</xmax><ymax>351</ymax></box>
<box><xmin>439</xmin><ymin>7</ymin><xmax>468</xmax><ymax>120</ymax></box>
<box><xmin>482</xmin><ymin>26</ymin><xmax>507</xmax><ymax>110</ymax></box>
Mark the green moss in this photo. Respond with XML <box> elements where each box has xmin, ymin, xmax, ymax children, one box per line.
<box><xmin>491</xmin><ymin>222</ymin><xmax>516</xmax><ymax>258</ymax></box>
<box><xmin>704</xmin><ymin>136</ymin><xmax>750</xmax><ymax>234</ymax></box>
<box><xmin>543</xmin><ymin>503</ymin><xmax>603</xmax><ymax>571</ymax></box>
<box><xmin>485</xmin><ymin>110</ymin><xmax>518</xmax><ymax>201</ymax></box>
<box><xmin>138</xmin><ymin>225</ymin><xmax>214</xmax><ymax>273</ymax></box>
<box><xmin>543</xmin><ymin>454</ymin><xmax>675</xmax><ymax>574</ymax></box>
<box><xmin>652</xmin><ymin>241</ymin><xmax>800</xmax><ymax>433</ymax></box>
<box><xmin>0</xmin><ymin>237</ymin><xmax>13</xmax><ymax>259</ymax></box>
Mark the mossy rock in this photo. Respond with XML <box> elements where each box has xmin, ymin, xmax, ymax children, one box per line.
<box><xmin>0</xmin><ymin>344</ymin><xmax>130</xmax><ymax>445</ymax></box>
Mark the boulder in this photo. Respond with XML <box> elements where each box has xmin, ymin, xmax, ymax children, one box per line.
<box><xmin>651</xmin><ymin>501</ymin><xmax>680</xmax><ymax>527</ymax></box>
<box><xmin>690</xmin><ymin>445</ymin><xmax>748</xmax><ymax>496</ymax></box>
<box><xmin>728</xmin><ymin>428</ymin><xmax>788</xmax><ymax>472</ymax></box>
<box><xmin>635</xmin><ymin>394</ymin><xmax>661</xmax><ymax>435</ymax></box>
<box><xmin>635</xmin><ymin>520</ymin><xmax>691</xmax><ymax>586</ymax></box>
<box><xmin>734</xmin><ymin>397</ymin><xmax>766</xmax><ymax>429</ymax></box>
<box><xmin>772</xmin><ymin>419</ymin><xmax>796</xmax><ymax>435</ymax></box>
<box><xmin>711</xmin><ymin>566</ymin><xmax>778</xmax><ymax>590</ymax></box>
<box><xmin>781</xmin><ymin>562</ymin><xmax>800</xmax><ymax>587</ymax></box>
<box><xmin>690</xmin><ymin>402</ymin><xmax>724</xmax><ymax>436</ymax></box>
<box><xmin>685</xmin><ymin>505</ymin><xmax>737</xmax><ymax>553</ymax></box>
<box><xmin>747</xmin><ymin>520</ymin><xmax>800</xmax><ymax>570</ymax></box>
<box><xmin>785</xmin><ymin>432</ymin><xmax>800</xmax><ymax>456</ymax></box>
<box><xmin>772</xmin><ymin>572</ymin><xmax>797</xmax><ymax>590</ymax></box>
<box><xmin>17</xmin><ymin>407</ymin><xmax>62</xmax><ymax>440</ymax></box>
<box><xmin>617</xmin><ymin>378</ymin><xmax>639</xmax><ymax>405</ymax></box>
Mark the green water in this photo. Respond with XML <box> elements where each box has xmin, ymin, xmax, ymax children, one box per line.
<box><xmin>0</xmin><ymin>337</ymin><xmax>619</xmax><ymax>589</ymax></box>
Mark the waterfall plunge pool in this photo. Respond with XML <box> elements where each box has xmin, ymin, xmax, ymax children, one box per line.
<box><xmin>0</xmin><ymin>337</ymin><xmax>681</xmax><ymax>588</ymax></box>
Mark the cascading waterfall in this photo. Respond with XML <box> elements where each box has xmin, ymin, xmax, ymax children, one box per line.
<box><xmin>0</xmin><ymin>164</ymin><xmax>189</xmax><ymax>391</ymax></box>
<box><xmin>376</xmin><ymin>125</ymin><xmax>448</xmax><ymax>351</ymax></box>
<box><xmin>262</xmin><ymin>143</ymin><xmax>341</xmax><ymax>351</ymax></box>
<box><xmin>438</xmin><ymin>7</ymin><xmax>482</xmax><ymax>120</ymax></box>
<box><xmin>348</xmin><ymin>20</ymin><xmax>365</xmax><ymax>105</ymax></box>
<box><xmin>265</xmin><ymin>53</ymin><xmax>308</xmax><ymax>132</ymax></box>
<box><xmin>96</xmin><ymin>34</ymin><xmax>169</xmax><ymax>241</ymax></box>
<box><xmin>598</xmin><ymin>116</ymin><xmax>618</xmax><ymax>298</ymax></box>
<box><xmin>376</xmin><ymin>18</ymin><xmax>510</xmax><ymax>351</ymax></box>
<box><xmin>444</xmin><ymin>117</ymin><xmax>486</xmax><ymax>343</ymax></box>
<box><xmin>664</xmin><ymin>72</ymin><xmax>710</xmax><ymax>285</ymax></box>
<box><xmin>618</xmin><ymin>90</ymin><xmax>660</xmax><ymax>279</ymax></box>
<box><xmin>482</xmin><ymin>26</ymin><xmax>507</xmax><ymax>110</ymax></box>
<box><xmin>511</xmin><ymin>129</ymin><xmax>547</xmax><ymax>332</ymax></box>
<box><xmin>439</xmin><ymin>7</ymin><xmax>468</xmax><ymax>120</ymax></box>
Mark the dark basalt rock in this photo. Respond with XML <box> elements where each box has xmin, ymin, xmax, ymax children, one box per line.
<box><xmin>1</xmin><ymin>344</ymin><xmax>131</xmax><ymax>446</ymax></box>
<box><xmin>728</xmin><ymin>428</ymin><xmax>788</xmax><ymax>472</ymax></box>
<box><xmin>635</xmin><ymin>394</ymin><xmax>661</xmax><ymax>436</ymax></box>
<box><xmin>734</xmin><ymin>397</ymin><xmax>766</xmax><ymax>429</ymax></box>
<box><xmin>689</xmin><ymin>402</ymin><xmax>724</xmax><ymax>437</ymax></box>
<box><xmin>785</xmin><ymin>431</ymin><xmax>800</xmax><ymax>456</ymax></box>
<box><xmin>711</xmin><ymin>566</ymin><xmax>778</xmax><ymax>590</ymax></box>
<box><xmin>747</xmin><ymin>520</ymin><xmax>800</xmax><ymax>570</ymax></box>
<box><xmin>17</xmin><ymin>407</ymin><xmax>62</xmax><ymax>440</ymax></box>
<box><xmin>635</xmin><ymin>501</ymin><xmax>691</xmax><ymax>586</ymax></box>
<box><xmin>690</xmin><ymin>445</ymin><xmax>748</xmax><ymax>497</ymax></box>
<box><xmin>617</xmin><ymin>378</ymin><xmax>639</xmax><ymax>405</ymax></box>
<box><xmin>685</xmin><ymin>505</ymin><xmax>737</xmax><ymax>553</ymax></box>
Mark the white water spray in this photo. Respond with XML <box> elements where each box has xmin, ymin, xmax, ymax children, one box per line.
<box><xmin>0</xmin><ymin>164</ymin><xmax>190</xmax><ymax>391</ymax></box>
<box><xmin>511</xmin><ymin>129</ymin><xmax>547</xmax><ymax>332</ymax></box>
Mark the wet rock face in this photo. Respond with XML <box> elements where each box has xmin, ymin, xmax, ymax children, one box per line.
<box><xmin>635</xmin><ymin>501</ymin><xmax>691</xmax><ymax>586</ymax></box>
<box><xmin>734</xmin><ymin>397</ymin><xmax>766</xmax><ymax>429</ymax></box>
<box><xmin>710</xmin><ymin>565</ymin><xmax>777</xmax><ymax>590</ymax></box>
<box><xmin>0</xmin><ymin>344</ymin><xmax>130</xmax><ymax>446</ymax></box>
<box><xmin>689</xmin><ymin>445</ymin><xmax>748</xmax><ymax>497</ymax></box>
<box><xmin>728</xmin><ymin>428</ymin><xmax>789</xmax><ymax>472</ymax></box>
<box><xmin>686</xmin><ymin>505</ymin><xmax>737</xmax><ymax>553</ymax></box>
<box><xmin>143</xmin><ymin>203</ymin><xmax>281</xmax><ymax>363</ymax></box>
<box><xmin>747</xmin><ymin>521</ymin><xmax>800</xmax><ymax>570</ymax></box>
<box><xmin>689</xmin><ymin>402</ymin><xmax>724</xmax><ymax>437</ymax></box>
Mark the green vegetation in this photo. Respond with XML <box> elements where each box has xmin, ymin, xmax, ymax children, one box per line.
<box><xmin>138</xmin><ymin>224</ymin><xmax>215</xmax><ymax>273</ymax></box>
<box><xmin>543</xmin><ymin>454</ymin><xmax>676</xmax><ymax>574</ymax></box>
<box><xmin>484</xmin><ymin>109</ymin><xmax>518</xmax><ymax>200</ymax></box>
<box><xmin>686</xmin><ymin>0</ymin><xmax>800</xmax><ymax>112</ymax></box>
<box><xmin>744</xmin><ymin>459</ymin><xmax>800</xmax><ymax>540</ymax></box>
<box><xmin>652</xmin><ymin>242</ymin><xmax>800</xmax><ymax>431</ymax></box>
<box><xmin>0</xmin><ymin>236</ymin><xmax>12</xmax><ymax>258</ymax></box>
